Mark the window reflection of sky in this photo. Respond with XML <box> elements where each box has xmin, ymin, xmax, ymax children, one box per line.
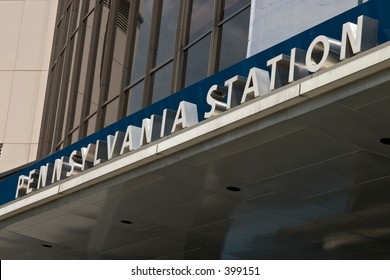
<box><xmin>222</xmin><ymin>0</ymin><xmax>250</xmax><ymax>20</ymax></box>
<box><xmin>219</xmin><ymin>7</ymin><xmax>250</xmax><ymax>71</ymax></box>
<box><xmin>188</xmin><ymin>0</ymin><xmax>213</xmax><ymax>43</ymax></box>
<box><xmin>184</xmin><ymin>35</ymin><xmax>211</xmax><ymax>87</ymax></box>
<box><xmin>129</xmin><ymin>0</ymin><xmax>251</xmax><ymax>110</ymax></box>
<box><xmin>128</xmin><ymin>81</ymin><xmax>144</xmax><ymax>114</ymax></box>
<box><xmin>156</xmin><ymin>1</ymin><xmax>179</xmax><ymax>66</ymax></box>
<box><xmin>152</xmin><ymin>63</ymin><xmax>173</xmax><ymax>103</ymax></box>
<box><xmin>131</xmin><ymin>0</ymin><xmax>153</xmax><ymax>83</ymax></box>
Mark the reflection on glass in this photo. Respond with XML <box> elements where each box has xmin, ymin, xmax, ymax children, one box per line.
<box><xmin>88</xmin><ymin>0</ymin><xmax>95</xmax><ymax>14</ymax></box>
<box><xmin>107</xmin><ymin>0</ymin><xmax>130</xmax><ymax>100</ymax></box>
<box><xmin>155</xmin><ymin>1</ymin><xmax>179</xmax><ymax>66</ymax></box>
<box><xmin>127</xmin><ymin>81</ymin><xmax>144</xmax><ymax>115</ymax></box>
<box><xmin>91</xmin><ymin>6</ymin><xmax>109</xmax><ymax>114</ymax></box>
<box><xmin>68</xmin><ymin>32</ymin><xmax>78</xmax><ymax>84</ymax></box>
<box><xmin>222</xmin><ymin>0</ymin><xmax>250</xmax><ymax>20</ymax></box>
<box><xmin>74</xmin><ymin>92</ymin><xmax>84</xmax><ymax>131</ymax></box>
<box><xmin>131</xmin><ymin>0</ymin><xmax>153</xmax><ymax>83</ymax></box>
<box><xmin>219</xmin><ymin>7</ymin><xmax>250</xmax><ymax>71</ymax></box>
<box><xmin>109</xmin><ymin>57</ymin><xmax>123</xmax><ymax>99</ymax></box>
<box><xmin>64</xmin><ymin>30</ymin><xmax>78</xmax><ymax>134</ymax></box>
<box><xmin>184</xmin><ymin>34</ymin><xmax>210</xmax><ymax>87</ymax></box>
<box><xmin>108</xmin><ymin>27</ymin><xmax>127</xmax><ymax>100</ymax></box>
<box><xmin>104</xmin><ymin>97</ymin><xmax>119</xmax><ymax>127</ymax></box>
<box><xmin>86</xmin><ymin>114</ymin><xmax>96</xmax><ymax>136</ymax></box>
<box><xmin>71</xmin><ymin>128</ymin><xmax>80</xmax><ymax>144</ymax></box>
<box><xmin>152</xmin><ymin>63</ymin><xmax>173</xmax><ymax>103</ymax></box>
<box><xmin>188</xmin><ymin>0</ymin><xmax>213</xmax><ymax>43</ymax></box>
<box><xmin>75</xmin><ymin>12</ymin><xmax>94</xmax><ymax>128</ymax></box>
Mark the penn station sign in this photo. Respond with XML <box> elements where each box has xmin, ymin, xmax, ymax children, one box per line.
<box><xmin>15</xmin><ymin>15</ymin><xmax>378</xmax><ymax>198</ymax></box>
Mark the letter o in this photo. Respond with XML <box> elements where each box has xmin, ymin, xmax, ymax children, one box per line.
<box><xmin>305</xmin><ymin>35</ymin><xmax>340</xmax><ymax>72</ymax></box>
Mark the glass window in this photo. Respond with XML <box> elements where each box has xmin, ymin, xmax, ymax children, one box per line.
<box><xmin>188</xmin><ymin>0</ymin><xmax>214</xmax><ymax>43</ymax></box>
<box><xmin>74</xmin><ymin>92</ymin><xmax>84</xmax><ymax>131</ymax></box>
<box><xmin>218</xmin><ymin>7</ymin><xmax>250</xmax><ymax>71</ymax></box>
<box><xmin>151</xmin><ymin>63</ymin><xmax>173</xmax><ymax>103</ymax></box>
<box><xmin>91</xmin><ymin>5</ymin><xmax>109</xmax><ymax>113</ymax></box>
<box><xmin>155</xmin><ymin>1</ymin><xmax>180</xmax><ymax>66</ymax></box>
<box><xmin>88</xmin><ymin>0</ymin><xmax>95</xmax><ymax>14</ymax></box>
<box><xmin>86</xmin><ymin>114</ymin><xmax>96</xmax><ymax>136</ymax></box>
<box><xmin>108</xmin><ymin>0</ymin><xmax>130</xmax><ymax>100</ymax></box>
<box><xmin>71</xmin><ymin>128</ymin><xmax>80</xmax><ymax>144</ymax></box>
<box><xmin>184</xmin><ymin>34</ymin><xmax>211</xmax><ymax>87</ymax></box>
<box><xmin>222</xmin><ymin>0</ymin><xmax>250</xmax><ymax>20</ymax></box>
<box><xmin>127</xmin><ymin>81</ymin><xmax>144</xmax><ymax>115</ymax></box>
<box><xmin>104</xmin><ymin>97</ymin><xmax>119</xmax><ymax>127</ymax></box>
<box><xmin>131</xmin><ymin>0</ymin><xmax>153</xmax><ymax>83</ymax></box>
<box><xmin>108</xmin><ymin>30</ymin><xmax>127</xmax><ymax>100</ymax></box>
<box><xmin>74</xmin><ymin>11</ymin><xmax>94</xmax><ymax>130</ymax></box>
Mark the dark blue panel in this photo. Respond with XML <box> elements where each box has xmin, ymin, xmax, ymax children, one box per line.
<box><xmin>0</xmin><ymin>0</ymin><xmax>389</xmax><ymax>206</ymax></box>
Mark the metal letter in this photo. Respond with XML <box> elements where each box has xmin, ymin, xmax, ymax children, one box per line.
<box><xmin>160</xmin><ymin>109</ymin><xmax>176</xmax><ymax>138</ymax></box>
<box><xmin>140</xmin><ymin>115</ymin><xmax>162</xmax><ymax>146</ymax></box>
<box><xmin>340</xmin><ymin>15</ymin><xmax>378</xmax><ymax>60</ymax></box>
<box><xmin>80</xmin><ymin>145</ymin><xmax>94</xmax><ymax>171</ymax></box>
<box><xmin>107</xmin><ymin>131</ymin><xmax>125</xmax><ymax>160</ymax></box>
<box><xmin>267</xmin><ymin>55</ymin><xmax>290</xmax><ymax>90</ymax></box>
<box><xmin>16</xmin><ymin>175</ymin><xmax>29</xmax><ymax>198</ymax></box>
<box><xmin>37</xmin><ymin>163</ymin><xmax>54</xmax><ymax>189</ymax></box>
<box><xmin>66</xmin><ymin>150</ymin><xmax>83</xmax><ymax>177</ymax></box>
<box><xmin>51</xmin><ymin>157</ymin><xmax>72</xmax><ymax>183</ymax></box>
<box><xmin>92</xmin><ymin>140</ymin><xmax>108</xmax><ymax>166</ymax></box>
<box><xmin>120</xmin><ymin>125</ymin><xmax>141</xmax><ymax>155</ymax></box>
<box><xmin>204</xmin><ymin>85</ymin><xmax>228</xmax><ymax>119</ymax></box>
<box><xmin>171</xmin><ymin>101</ymin><xmax>199</xmax><ymax>133</ymax></box>
<box><xmin>306</xmin><ymin>35</ymin><xmax>341</xmax><ymax>72</ymax></box>
<box><xmin>288</xmin><ymin>48</ymin><xmax>309</xmax><ymax>83</ymax></box>
<box><xmin>241</xmin><ymin>67</ymin><xmax>270</xmax><ymax>103</ymax></box>
<box><xmin>224</xmin><ymin>75</ymin><xmax>246</xmax><ymax>109</ymax></box>
<box><xmin>26</xmin><ymin>169</ymin><xmax>40</xmax><ymax>194</ymax></box>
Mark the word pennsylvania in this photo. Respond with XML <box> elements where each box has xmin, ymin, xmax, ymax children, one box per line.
<box><xmin>16</xmin><ymin>15</ymin><xmax>378</xmax><ymax>198</ymax></box>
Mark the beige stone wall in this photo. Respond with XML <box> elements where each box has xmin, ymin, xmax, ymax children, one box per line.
<box><xmin>0</xmin><ymin>0</ymin><xmax>58</xmax><ymax>172</ymax></box>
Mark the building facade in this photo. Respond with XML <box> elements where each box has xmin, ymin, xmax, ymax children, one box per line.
<box><xmin>2</xmin><ymin>0</ymin><xmax>390</xmax><ymax>260</ymax></box>
<box><xmin>0</xmin><ymin>0</ymin><xmax>57</xmax><ymax>172</ymax></box>
<box><xmin>37</xmin><ymin>0</ymin><xmax>252</xmax><ymax>157</ymax></box>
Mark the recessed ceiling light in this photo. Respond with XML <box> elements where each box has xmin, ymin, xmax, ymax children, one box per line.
<box><xmin>380</xmin><ymin>138</ymin><xmax>390</xmax><ymax>145</ymax></box>
<box><xmin>120</xmin><ymin>219</ymin><xmax>133</xmax><ymax>224</ymax></box>
<box><xmin>226</xmin><ymin>186</ymin><xmax>241</xmax><ymax>192</ymax></box>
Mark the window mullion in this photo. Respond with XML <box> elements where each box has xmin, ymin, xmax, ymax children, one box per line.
<box><xmin>63</xmin><ymin>0</ymin><xmax>90</xmax><ymax>147</ymax></box>
<box><xmin>142</xmin><ymin>0</ymin><xmax>163</xmax><ymax>107</ymax></box>
<box><xmin>171</xmin><ymin>0</ymin><xmax>192</xmax><ymax>93</ymax></box>
<box><xmin>117</xmin><ymin>0</ymin><xmax>140</xmax><ymax>120</ymax></box>
<box><xmin>78</xmin><ymin>0</ymin><xmax>103</xmax><ymax>139</ymax></box>
<box><xmin>208</xmin><ymin>0</ymin><xmax>223</xmax><ymax>75</ymax></box>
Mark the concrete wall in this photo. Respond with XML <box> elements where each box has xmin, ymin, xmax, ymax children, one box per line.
<box><xmin>248</xmin><ymin>0</ymin><xmax>368</xmax><ymax>56</ymax></box>
<box><xmin>0</xmin><ymin>0</ymin><xmax>58</xmax><ymax>172</ymax></box>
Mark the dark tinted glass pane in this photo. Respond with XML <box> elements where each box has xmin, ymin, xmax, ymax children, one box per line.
<box><xmin>127</xmin><ymin>81</ymin><xmax>144</xmax><ymax>115</ymax></box>
<box><xmin>222</xmin><ymin>0</ymin><xmax>250</xmax><ymax>20</ymax></box>
<box><xmin>86</xmin><ymin>114</ymin><xmax>96</xmax><ymax>136</ymax></box>
<box><xmin>155</xmin><ymin>1</ymin><xmax>179</xmax><ymax>65</ymax></box>
<box><xmin>184</xmin><ymin>34</ymin><xmax>211</xmax><ymax>87</ymax></box>
<box><xmin>104</xmin><ymin>97</ymin><xmax>119</xmax><ymax>127</ymax></box>
<box><xmin>108</xmin><ymin>1</ymin><xmax>130</xmax><ymax>100</ymax></box>
<box><xmin>131</xmin><ymin>0</ymin><xmax>153</xmax><ymax>83</ymax></box>
<box><xmin>108</xmin><ymin>28</ymin><xmax>127</xmax><ymax>100</ymax></box>
<box><xmin>152</xmin><ymin>62</ymin><xmax>173</xmax><ymax>103</ymax></box>
<box><xmin>219</xmin><ymin>7</ymin><xmax>250</xmax><ymax>71</ymax></box>
<box><xmin>188</xmin><ymin>0</ymin><xmax>213</xmax><ymax>43</ymax></box>
<box><xmin>91</xmin><ymin>5</ymin><xmax>109</xmax><ymax>114</ymax></box>
<box><xmin>75</xmin><ymin>12</ymin><xmax>94</xmax><ymax>128</ymax></box>
<box><xmin>71</xmin><ymin>128</ymin><xmax>80</xmax><ymax>144</ymax></box>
